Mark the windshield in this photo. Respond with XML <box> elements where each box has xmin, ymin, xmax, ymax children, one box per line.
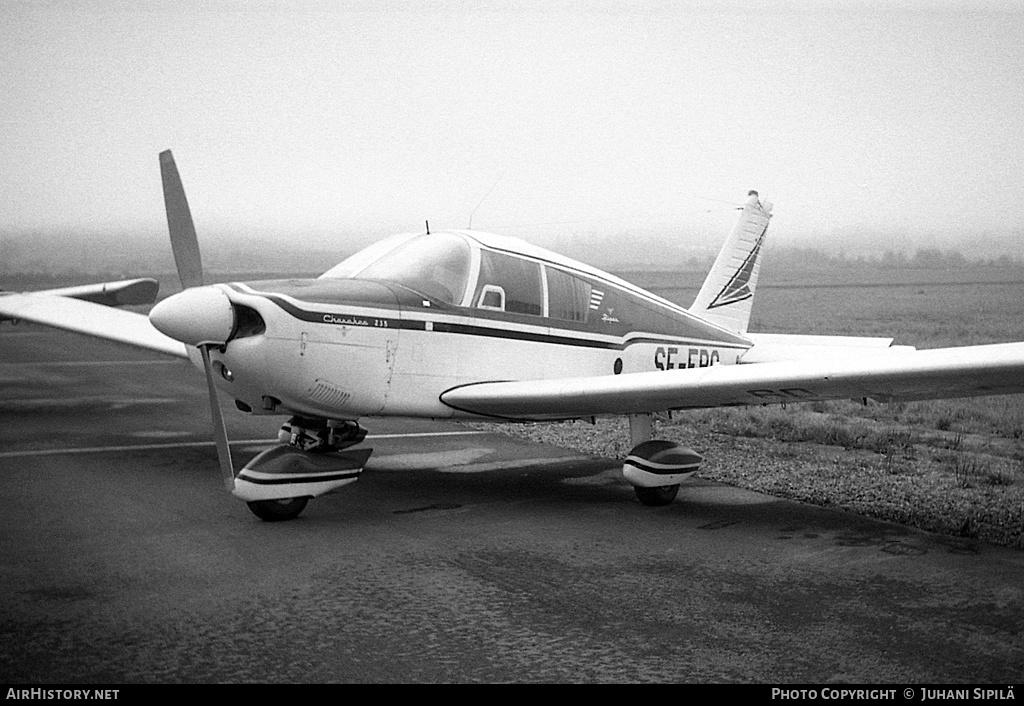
<box><xmin>319</xmin><ymin>233</ymin><xmax>415</xmax><ymax>280</ymax></box>
<box><xmin>350</xmin><ymin>233</ymin><xmax>471</xmax><ymax>305</ymax></box>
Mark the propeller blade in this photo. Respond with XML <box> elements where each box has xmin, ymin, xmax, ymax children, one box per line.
<box><xmin>159</xmin><ymin>150</ymin><xmax>204</xmax><ymax>290</ymax></box>
<box><xmin>199</xmin><ymin>344</ymin><xmax>236</xmax><ymax>491</ymax></box>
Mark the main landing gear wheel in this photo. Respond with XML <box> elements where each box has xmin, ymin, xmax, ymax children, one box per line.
<box><xmin>634</xmin><ymin>484</ymin><xmax>680</xmax><ymax>506</ymax></box>
<box><xmin>246</xmin><ymin>497</ymin><xmax>309</xmax><ymax>522</ymax></box>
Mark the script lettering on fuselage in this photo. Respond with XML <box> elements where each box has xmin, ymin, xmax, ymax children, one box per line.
<box><xmin>654</xmin><ymin>346</ymin><xmax>721</xmax><ymax>370</ymax></box>
<box><xmin>320</xmin><ymin>314</ymin><xmax>391</xmax><ymax>328</ymax></box>
<box><xmin>323</xmin><ymin>314</ymin><xmax>370</xmax><ymax>326</ymax></box>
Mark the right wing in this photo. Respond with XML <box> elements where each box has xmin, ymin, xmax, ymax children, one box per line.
<box><xmin>0</xmin><ymin>292</ymin><xmax>188</xmax><ymax>358</ymax></box>
<box><xmin>440</xmin><ymin>342</ymin><xmax>1024</xmax><ymax>421</ymax></box>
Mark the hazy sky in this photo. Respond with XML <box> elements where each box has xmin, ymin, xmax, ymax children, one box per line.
<box><xmin>3</xmin><ymin>0</ymin><xmax>1024</xmax><ymax>255</ymax></box>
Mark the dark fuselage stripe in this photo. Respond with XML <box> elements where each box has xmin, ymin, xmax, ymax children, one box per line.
<box><xmin>257</xmin><ymin>294</ymin><xmax>748</xmax><ymax>352</ymax></box>
<box><xmin>261</xmin><ymin>294</ymin><xmax>425</xmax><ymax>330</ymax></box>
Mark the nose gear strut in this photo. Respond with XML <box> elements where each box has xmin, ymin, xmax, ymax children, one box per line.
<box><xmin>278</xmin><ymin>417</ymin><xmax>368</xmax><ymax>453</ymax></box>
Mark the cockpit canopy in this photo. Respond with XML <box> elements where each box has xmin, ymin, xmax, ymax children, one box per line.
<box><xmin>320</xmin><ymin>230</ymin><xmax>596</xmax><ymax>323</ymax></box>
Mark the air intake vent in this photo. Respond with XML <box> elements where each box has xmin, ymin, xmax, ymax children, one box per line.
<box><xmin>231</xmin><ymin>305</ymin><xmax>266</xmax><ymax>339</ymax></box>
<box><xmin>307</xmin><ymin>379</ymin><xmax>352</xmax><ymax>408</ymax></box>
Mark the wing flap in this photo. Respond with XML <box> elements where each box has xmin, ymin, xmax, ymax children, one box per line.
<box><xmin>0</xmin><ymin>292</ymin><xmax>188</xmax><ymax>358</ymax></box>
<box><xmin>440</xmin><ymin>343</ymin><xmax>1024</xmax><ymax>420</ymax></box>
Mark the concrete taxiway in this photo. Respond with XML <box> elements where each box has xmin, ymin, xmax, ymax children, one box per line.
<box><xmin>1</xmin><ymin>326</ymin><xmax>1022</xmax><ymax>683</ymax></box>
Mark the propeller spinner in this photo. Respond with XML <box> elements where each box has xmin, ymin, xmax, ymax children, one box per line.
<box><xmin>149</xmin><ymin>285</ymin><xmax>235</xmax><ymax>347</ymax></box>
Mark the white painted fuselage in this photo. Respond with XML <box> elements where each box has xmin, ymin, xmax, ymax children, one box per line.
<box><xmin>201</xmin><ymin>230</ymin><xmax>752</xmax><ymax>423</ymax></box>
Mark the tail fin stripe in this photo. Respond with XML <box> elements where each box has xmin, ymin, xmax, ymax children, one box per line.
<box><xmin>707</xmin><ymin>225</ymin><xmax>768</xmax><ymax>309</ymax></box>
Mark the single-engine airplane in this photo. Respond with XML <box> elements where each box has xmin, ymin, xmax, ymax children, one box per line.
<box><xmin>4</xmin><ymin>151</ymin><xmax>1024</xmax><ymax>522</ymax></box>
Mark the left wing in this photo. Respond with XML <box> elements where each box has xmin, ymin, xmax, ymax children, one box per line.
<box><xmin>0</xmin><ymin>277</ymin><xmax>159</xmax><ymax>321</ymax></box>
<box><xmin>440</xmin><ymin>343</ymin><xmax>1024</xmax><ymax>421</ymax></box>
<box><xmin>29</xmin><ymin>277</ymin><xmax>159</xmax><ymax>307</ymax></box>
<box><xmin>0</xmin><ymin>292</ymin><xmax>187</xmax><ymax>358</ymax></box>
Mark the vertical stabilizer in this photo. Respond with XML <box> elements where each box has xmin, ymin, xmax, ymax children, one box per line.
<box><xmin>689</xmin><ymin>191</ymin><xmax>772</xmax><ymax>333</ymax></box>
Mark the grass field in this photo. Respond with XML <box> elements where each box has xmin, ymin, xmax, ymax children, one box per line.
<box><xmin>492</xmin><ymin>266</ymin><xmax>1024</xmax><ymax>549</ymax></box>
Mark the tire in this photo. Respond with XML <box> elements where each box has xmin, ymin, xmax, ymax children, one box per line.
<box><xmin>247</xmin><ymin>497</ymin><xmax>309</xmax><ymax>522</ymax></box>
<box><xmin>634</xmin><ymin>484</ymin><xmax>680</xmax><ymax>506</ymax></box>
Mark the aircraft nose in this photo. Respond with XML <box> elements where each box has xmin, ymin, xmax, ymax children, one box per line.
<box><xmin>150</xmin><ymin>286</ymin><xmax>235</xmax><ymax>347</ymax></box>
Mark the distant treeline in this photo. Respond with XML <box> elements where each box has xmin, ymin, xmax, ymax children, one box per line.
<box><xmin>643</xmin><ymin>247</ymin><xmax>1024</xmax><ymax>275</ymax></box>
<box><xmin>3</xmin><ymin>227</ymin><xmax>1024</xmax><ymax>282</ymax></box>
<box><xmin>767</xmin><ymin>246</ymin><xmax>1023</xmax><ymax>270</ymax></box>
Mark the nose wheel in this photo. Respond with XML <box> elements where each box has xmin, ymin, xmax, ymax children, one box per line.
<box><xmin>247</xmin><ymin>497</ymin><xmax>310</xmax><ymax>522</ymax></box>
<box><xmin>232</xmin><ymin>419</ymin><xmax>373</xmax><ymax>521</ymax></box>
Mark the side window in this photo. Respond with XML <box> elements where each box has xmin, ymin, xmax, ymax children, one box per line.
<box><xmin>475</xmin><ymin>250</ymin><xmax>543</xmax><ymax>316</ymax></box>
<box><xmin>546</xmin><ymin>267</ymin><xmax>592</xmax><ymax>323</ymax></box>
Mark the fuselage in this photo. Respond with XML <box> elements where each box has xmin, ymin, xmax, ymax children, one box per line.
<box><xmin>198</xmin><ymin>230</ymin><xmax>753</xmax><ymax>422</ymax></box>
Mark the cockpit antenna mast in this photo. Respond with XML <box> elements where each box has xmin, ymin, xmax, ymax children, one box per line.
<box><xmin>468</xmin><ymin>172</ymin><xmax>505</xmax><ymax>230</ymax></box>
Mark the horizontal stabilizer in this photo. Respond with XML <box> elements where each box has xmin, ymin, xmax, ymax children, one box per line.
<box><xmin>740</xmin><ymin>333</ymin><xmax>915</xmax><ymax>364</ymax></box>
